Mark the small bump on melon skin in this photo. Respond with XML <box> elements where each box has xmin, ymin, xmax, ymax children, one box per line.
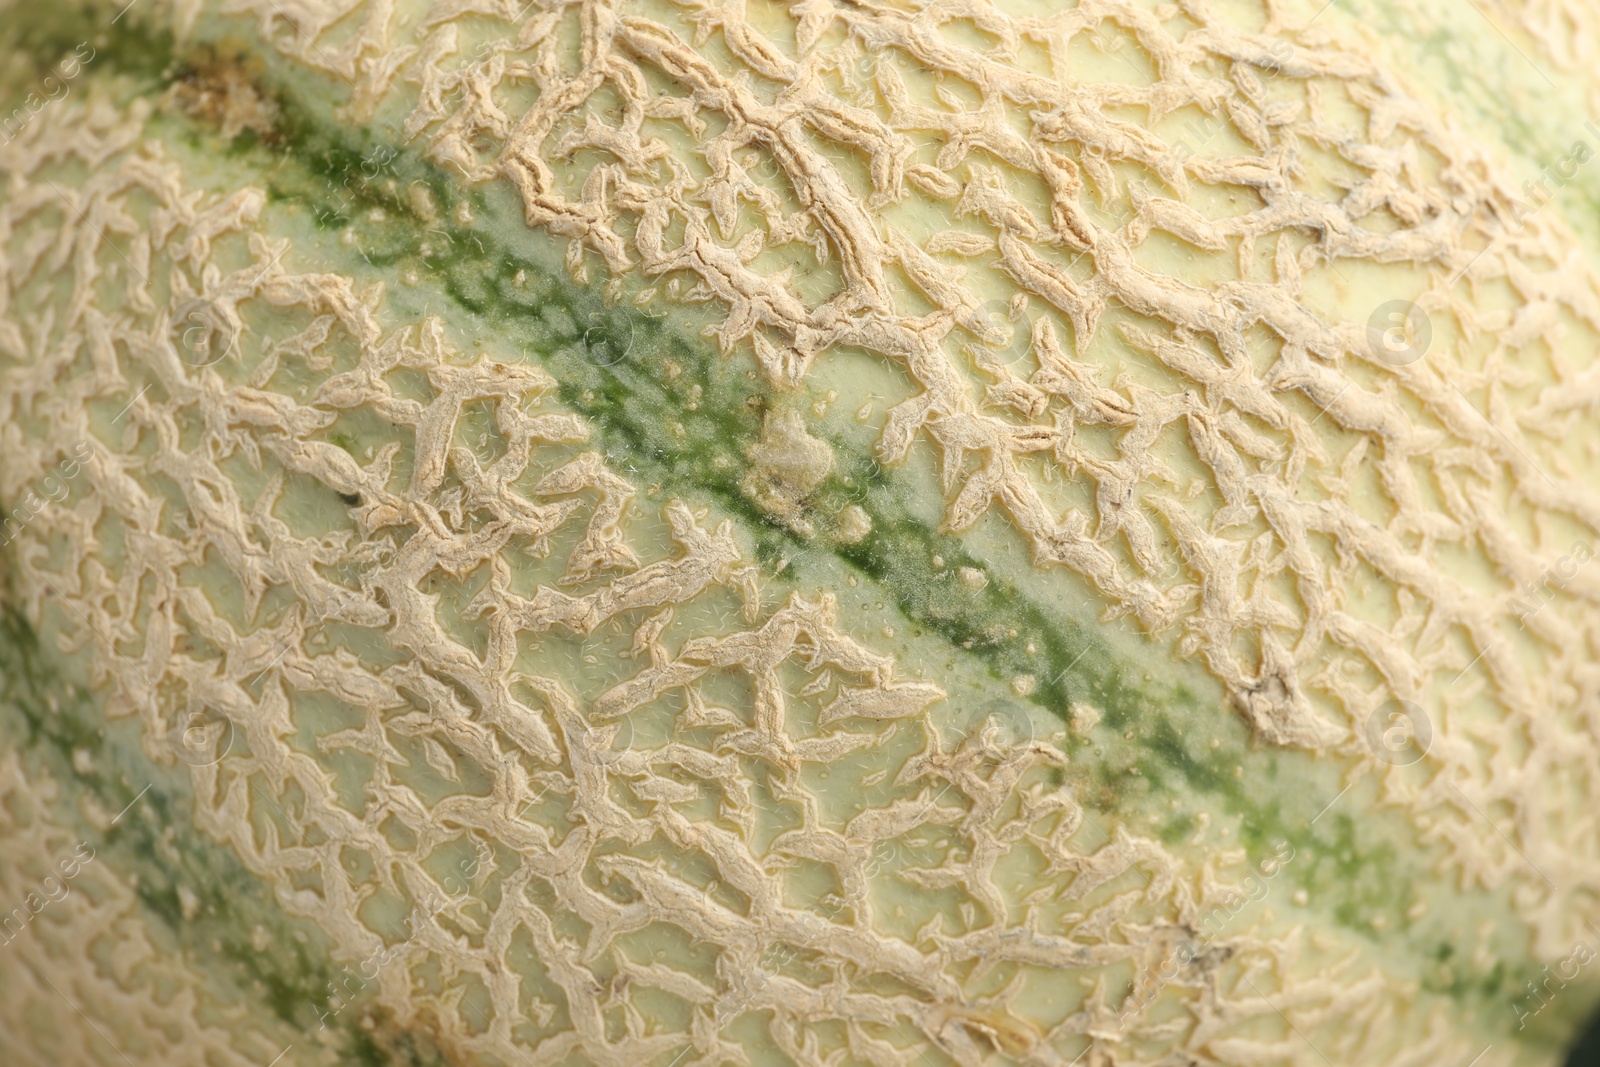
<box><xmin>1</xmin><ymin>1</ymin><xmax>1599</xmax><ymax>1065</ymax></box>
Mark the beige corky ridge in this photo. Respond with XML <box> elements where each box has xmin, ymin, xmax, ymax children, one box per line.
<box><xmin>0</xmin><ymin>90</ymin><xmax>1496</xmax><ymax>1065</ymax></box>
<box><xmin>194</xmin><ymin>0</ymin><xmax>1600</xmax><ymax>938</ymax></box>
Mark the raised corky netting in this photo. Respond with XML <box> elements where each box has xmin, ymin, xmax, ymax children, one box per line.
<box><xmin>1</xmin><ymin>0</ymin><xmax>1598</xmax><ymax>1065</ymax></box>
<box><xmin>192</xmin><ymin>0</ymin><xmax>1600</xmax><ymax>923</ymax></box>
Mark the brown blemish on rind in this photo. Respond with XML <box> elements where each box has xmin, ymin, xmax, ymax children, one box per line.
<box><xmin>164</xmin><ymin>42</ymin><xmax>281</xmax><ymax>143</ymax></box>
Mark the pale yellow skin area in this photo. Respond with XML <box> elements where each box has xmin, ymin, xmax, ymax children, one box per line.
<box><xmin>1</xmin><ymin>0</ymin><xmax>1600</xmax><ymax>1065</ymax></box>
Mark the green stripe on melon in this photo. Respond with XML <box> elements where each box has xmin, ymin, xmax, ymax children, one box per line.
<box><xmin>1</xmin><ymin>1</ymin><xmax>1598</xmax><ymax>1065</ymax></box>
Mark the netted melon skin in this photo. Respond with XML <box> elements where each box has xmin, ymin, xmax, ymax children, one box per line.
<box><xmin>1</xmin><ymin>1</ymin><xmax>1599</xmax><ymax>1066</ymax></box>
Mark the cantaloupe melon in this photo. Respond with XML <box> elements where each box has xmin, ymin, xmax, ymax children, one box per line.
<box><xmin>2</xmin><ymin>1</ymin><xmax>1600</xmax><ymax>1064</ymax></box>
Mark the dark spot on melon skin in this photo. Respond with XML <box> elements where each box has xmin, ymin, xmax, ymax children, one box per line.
<box><xmin>165</xmin><ymin>42</ymin><xmax>283</xmax><ymax>145</ymax></box>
